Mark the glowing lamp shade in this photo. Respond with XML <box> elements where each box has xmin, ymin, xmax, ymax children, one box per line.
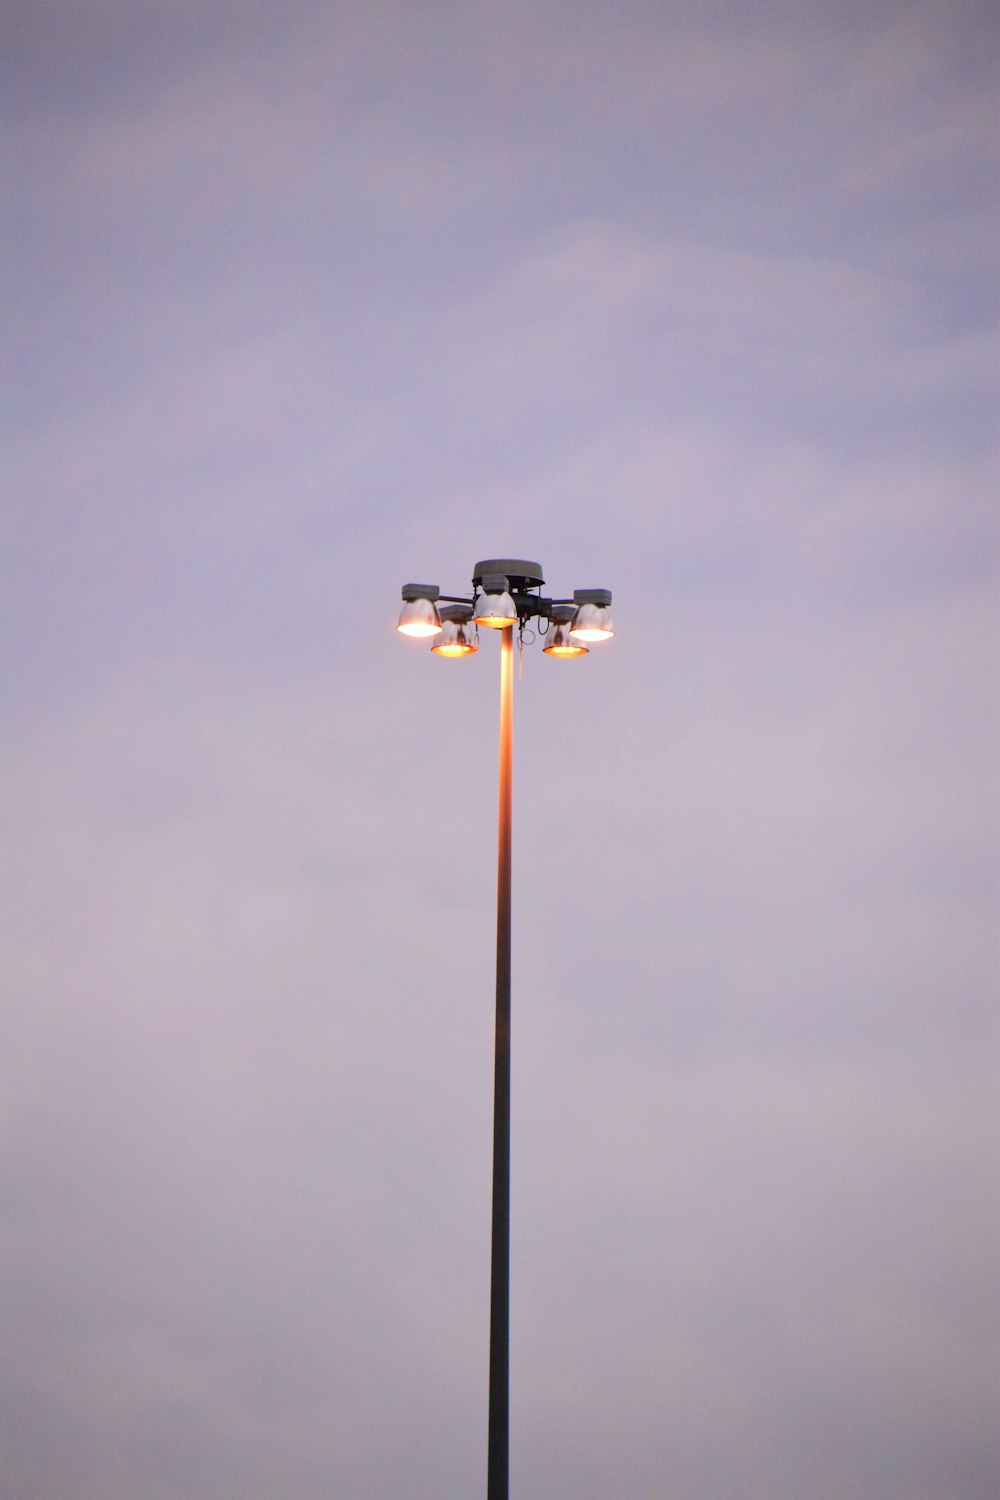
<box><xmin>397</xmin><ymin>597</ymin><xmax>442</xmax><ymax>637</ymax></box>
<box><xmin>543</xmin><ymin>621</ymin><xmax>588</xmax><ymax>658</ymax></box>
<box><xmin>432</xmin><ymin>620</ymin><xmax>477</xmax><ymax>657</ymax></box>
<box><xmin>568</xmin><ymin>602</ymin><xmax>615</xmax><ymax>642</ymax></box>
<box><xmin>473</xmin><ymin>589</ymin><xmax>518</xmax><ymax>629</ymax></box>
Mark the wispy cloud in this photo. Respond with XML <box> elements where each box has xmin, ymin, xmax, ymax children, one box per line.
<box><xmin>4</xmin><ymin>2</ymin><xmax>998</xmax><ymax>1496</ymax></box>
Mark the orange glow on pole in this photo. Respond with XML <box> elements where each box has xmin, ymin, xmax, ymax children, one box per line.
<box><xmin>488</xmin><ymin>621</ymin><xmax>513</xmax><ymax>1500</ymax></box>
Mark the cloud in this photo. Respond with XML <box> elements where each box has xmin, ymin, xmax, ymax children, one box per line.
<box><xmin>4</xmin><ymin>2</ymin><xmax>998</xmax><ymax>1496</ymax></box>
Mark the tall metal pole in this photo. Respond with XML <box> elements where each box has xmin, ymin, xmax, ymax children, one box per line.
<box><xmin>487</xmin><ymin>623</ymin><xmax>514</xmax><ymax>1500</ymax></box>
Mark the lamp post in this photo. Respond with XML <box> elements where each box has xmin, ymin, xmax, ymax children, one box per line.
<box><xmin>396</xmin><ymin>559</ymin><xmax>614</xmax><ymax>1500</ymax></box>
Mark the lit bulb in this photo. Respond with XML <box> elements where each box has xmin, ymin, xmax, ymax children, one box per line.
<box><xmin>397</xmin><ymin>598</ymin><xmax>442</xmax><ymax>637</ymax></box>
<box><xmin>432</xmin><ymin>620</ymin><xmax>477</xmax><ymax>656</ymax></box>
<box><xmin>568</xmin><ymin>603</ymin><xmax>614</xmax><ymax>642</ymax></box>
<box><xmin>543</xmin><ymin>622</ymin><xmax>588</xmax><ymax>657</ymax></box>
<box><xmin>473</xmin><ymin>590</ymin><xmax>518</xmax><ymax>628</ymax></box>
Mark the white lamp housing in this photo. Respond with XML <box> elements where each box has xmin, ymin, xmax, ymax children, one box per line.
<box><xmin>397</xmin><ymin>583</ymin><xmax>442</xmax><ymax>637</ymax></box>
<box><xmin>473</xmin><ymin>574</ymin><xmax>519</xmax><ymax>629</ymax></box>
<box><xmin>568</xmin><ymin>588</ymin><xmax>614</xmax><ymax>642</ymax></box>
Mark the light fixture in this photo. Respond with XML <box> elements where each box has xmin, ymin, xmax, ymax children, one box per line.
<box><xmin>568</xmin><ymin>588</ymin><xmax>614</xmax><ymax>642</ymax></box>
<box><xmin>543</xmin><ymin>604</ymin><xmax>588</xmax><ymax>658</ymax></box>
<box><xmin>473</xmin><ymin>574</ymin><xmax>519</xmax><ymax>629</ymax></box>
<box><xmin>397</xmin><ymin>583</ymin><xmax>442</xmax><ymax>637</ymax></box>
<box><xmin>395</xmin><ymin>557</ymin><xmax>614</xmax><ymax>1500</ymax></box>
<box><xmin>432</xmin><ymin>605</ymin><xmax>478</xmax><ymax>656</ymax></box>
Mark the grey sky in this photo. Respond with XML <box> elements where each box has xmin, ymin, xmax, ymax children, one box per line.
<box><xmin>4</xmin><ymin>3</ymin><xmax>998</xmax><ymax>1498</ymax></box>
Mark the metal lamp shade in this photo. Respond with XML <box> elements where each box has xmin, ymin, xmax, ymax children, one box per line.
<box><xmin>568</xmin><ymin>602</ymin><xmax>614</xmax><ymax>642</ymax></box>
<box><xmin>473</xmin><ymin>590</ymin><xmax>518</xmax><ymax>629</ymax></box>
<box><xmin>543</xmin><ymin>621</ymin><xmax>588</xmax><ymax>657</ymax></box>
<box><xmin>397</xmin><ymin>597</ymin><xmax>442</xmax><ymax>637</ymax></box>
<box><xmin>432</xmin><ymin>620</ymin><xmax>478</xmax><ymax>656</ymax></box>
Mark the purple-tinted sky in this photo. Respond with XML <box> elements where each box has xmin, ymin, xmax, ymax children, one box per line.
<box><xmin>4</xmin><ymin>3</ymin><xmax>999</xmax><ymax>1497</ymax></box>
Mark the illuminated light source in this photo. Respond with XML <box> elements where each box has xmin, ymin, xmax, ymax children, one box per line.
<box><xmin>543</xmin><ymin>605</ymin><xmax>588</xmax><ymax>658</ymax></box>
<box><xmin>568</xmin><ymin>588</ymin><xmax>615</xmax><ymax>642</ymax></box>
<box><xmin>568</xmin><ymin>604</ymin><xmax>613</xmax><ymax>641</ymax></box>
<box><xmin>433</xmin><ymin>622</ymin><xmax>476</xmax><ymax>656</ymax></box>
<box><xmin>397</xmin><ymin>583</ymin><xmax>442</xmax><ymax>637</ymax></box>
<box><xmin>432</xmin><ymin>605</ymin><xmax>477</xmax><ymax>657</ymax></box>
<box><xmin>473</xmin><ymin>574</ymin><xmax>518</xmax><ymax>629</ymax></box>
<box><xmin>397</xmin><ymin>599</ymin><xmax>441</xmax><ymax>637</ymax></box>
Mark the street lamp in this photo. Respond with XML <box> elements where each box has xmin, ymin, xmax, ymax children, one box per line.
<box><xmin>396</xmin><ymin>558</ymin><xmax>614</xmax><ymax>1500</ymax></box>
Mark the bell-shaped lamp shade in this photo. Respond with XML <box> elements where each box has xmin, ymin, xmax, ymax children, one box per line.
<box><xmin>397</xmin><ymin>597</ymin><xmax>442</xmax><ymax>637</ymax></box>
<box><xmin>543</xmin><ymin>620</ymin><xmax>588</xmax><ymax>658</ymax></box>
<box><xmin>473</xmin><ymin>589</ymin><xmax>518</xmax><ymax>629</ymax></box>
<box><xmin>568</xmin><ymin>602</ymin><xmax>615</xmax><ymax>642</ymax></box>
<box><xmin>432</xmin><ymin>619</ymin><xmax>477</xmax><ymax>656</ymax></box>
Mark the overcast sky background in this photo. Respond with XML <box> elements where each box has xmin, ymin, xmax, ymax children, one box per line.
<box><xmin>4</xmin><ymin>3</ymin><xmax>999</xmax><ymax>1497</ymax></box>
